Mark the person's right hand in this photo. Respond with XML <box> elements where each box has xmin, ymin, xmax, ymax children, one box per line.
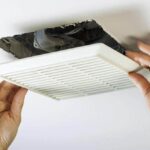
<box><xmin>126</xmin><ymin>41</ymin><xmax>150</xmax><ymax>108</ymax></box>
<box><xmin>0</xmin><ymin>81</ymin><xmax>27</xmax><ymax>150</ymax></box>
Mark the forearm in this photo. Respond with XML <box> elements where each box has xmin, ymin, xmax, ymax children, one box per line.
<box><xmin>0</xmin><ymin>144</ymin><xmax>8</xmax><ymax>150</ymax></box>
<box><xmin>0</xmin><ymin>138</ymin><xmax>8</xmax><ymax>150</ymax></box>
<box><xmin>0</xmin><ymin>147</ymin><xmax>7</xmax><ymax>150</ymax></box>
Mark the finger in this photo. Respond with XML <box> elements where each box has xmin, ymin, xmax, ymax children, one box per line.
<box><xmin>0</xmin><ymin>80</ymin><xmax>6</xmax><ymax>86</ymax></box>
<box><xmin>138</xmin><ymin>41</ymin><xmax>150</xmax><ymax>55</ymax></box>
<box><xmin>128</xmin><ymin>72</ymin><xmax>150</xmax><ymax>97</ymax></box>
<box><xmin>7</xmin><ymin>86</ymin><xmax>21</xmax><ymax>103</ymax></box>
<box><xmin>10</xmin><ymin>88</ymin><xmax>28</xmax><ymax>118</ymax></box>
<box><xmin>0</xmin><ymin>101</ymin><xmax>10</xmax><ymax>112</ymax></box>
<box><xmin>125</xmin><ymin>50</ymin><xmax>150</xmax><ymax>68</ymax></box>
<box><xmin>0</xmin><ymin>81</ymin><xmax>20</xmax><ymax>102</ymax></box>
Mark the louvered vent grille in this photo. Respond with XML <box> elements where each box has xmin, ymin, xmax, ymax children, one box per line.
<box><xmin>0</xmin><ymin>44</ymin><xmax>142</xmax><ymax>100</ymax></box>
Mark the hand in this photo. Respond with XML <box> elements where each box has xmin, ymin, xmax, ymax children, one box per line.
<box><xmin>0</xmin><ymin>81</ymin><xmax>27</xmax><ymax>150</ymax></box>
<box><xmin>126</xmin><ymin>41</ymin><xmax>150</xmax><ymax>108</ymax></box>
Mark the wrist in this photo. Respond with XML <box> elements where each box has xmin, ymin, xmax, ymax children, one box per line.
<box><xmin>0</xmin><ymin>148</ymin><xmax>7</xmax><ymax>150</ymax></box>
<box><xmin>0</xmin><ymin>144</ymin><xmax>8</xmax><ymax>150</ymax></box>
<box><xmin>0</xmin><ymin>147</ymin><xmax>8</xmax><ymax>150</ymax></box>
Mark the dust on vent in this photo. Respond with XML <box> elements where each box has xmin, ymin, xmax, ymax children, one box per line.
<box><xmin>0</xmin><ymin>43</ymin><xmax>146</xmax><ymax>100</ymax></box>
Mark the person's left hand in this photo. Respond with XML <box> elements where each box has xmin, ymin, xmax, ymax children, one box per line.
<box><xmin>126</xmin><ymin>41</ymin><xmax>150</xmax><ymax>109</ymax></box>
<box><xmin>0</xmin><ymin>81</ymin><xmax>27</xmax><ymax>150</ymax></box>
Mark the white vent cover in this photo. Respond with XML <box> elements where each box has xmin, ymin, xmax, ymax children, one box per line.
<box><xmin>0</xmin><ymin>43</ymin><xmax>149</xmax><ymax>100</ymax></box>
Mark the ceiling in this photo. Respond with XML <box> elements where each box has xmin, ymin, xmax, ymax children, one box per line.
<box><xmin>0</xmin><ymin>0</ymin><xmax>150</xmax><ymax>150</ymax></box>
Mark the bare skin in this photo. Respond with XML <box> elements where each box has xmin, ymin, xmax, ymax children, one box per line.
<box><xmin>0</xmin><ymin>81</ymin><xmax>27</xmax><ymax>150</ymax></box>
<box><xmin>126</xmin><ymin>41</ymin><xmax>150</xmax><ymax>108</ymax></box>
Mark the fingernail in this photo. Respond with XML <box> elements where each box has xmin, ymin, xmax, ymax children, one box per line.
<box><xmin>125</xmin><ymin>50</ymin><xmax>131</xmax><ymax>56</ymax></box>
<box><xmin>137</xmin><ymin>40</ymin><xmax>149</xmax><ymax>49</ymax></box>
<box><xmin>137</xmin><ymin>40</ymin><xmax>144</xmax><ymax>47</ymax></box>
<box><xmin>125</xmin><ymin>50</ymin><xmax>134</xmax><ymax>58</ymax></box>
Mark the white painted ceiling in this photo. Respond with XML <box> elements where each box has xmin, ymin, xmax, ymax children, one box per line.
<box><xmin>0</xmin><ymin>0</ymin><xmax>150</xmax><ymax>150</ymax></box>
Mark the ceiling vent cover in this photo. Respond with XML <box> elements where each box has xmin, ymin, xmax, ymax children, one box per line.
<box><xmin>0</xmin><ymin>44</ymin><xmax>149</xmax><ymax>100</ymax></box>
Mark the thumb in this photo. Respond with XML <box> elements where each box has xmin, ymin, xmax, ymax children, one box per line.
<box><xmin>128</xmin><ymin>72</ymin><xmax>150</xmax><ymax>97</ymax></box>
<box><xmin>11</xmin><ymin>88</ymin><xmax>28</xmax><ymax>118</ymax></box>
